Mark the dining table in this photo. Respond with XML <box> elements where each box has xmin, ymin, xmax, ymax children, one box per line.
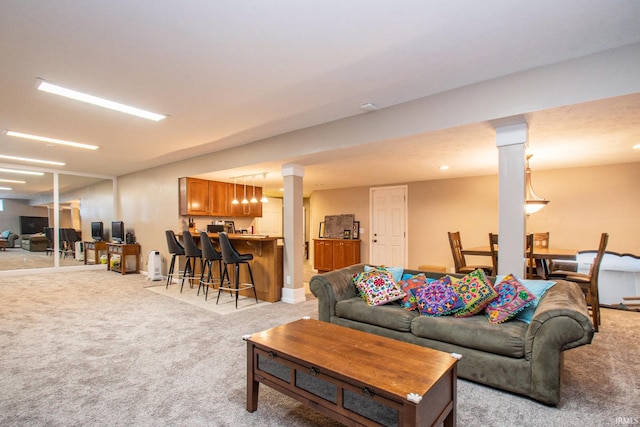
<box><xmin>462</xmin><ymin>245</ymin><xmax>577</xmax><ymax>279</ymax></box>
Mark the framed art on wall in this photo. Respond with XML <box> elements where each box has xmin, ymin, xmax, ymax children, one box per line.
<box><xmin>352</xmin><ymin>221</ymin><xmax>360</xmax><ymax>239</ymax></box>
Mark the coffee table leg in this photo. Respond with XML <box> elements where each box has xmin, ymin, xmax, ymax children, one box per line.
<box><xmin>246</xmin><ymin>342</ymin><xmax>259</xmax><ymax>412</ymax></box>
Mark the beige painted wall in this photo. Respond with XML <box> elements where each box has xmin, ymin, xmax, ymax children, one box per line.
<box><xmin>309</xmin><ymin>162</ymin><xmax>639</xmax><ymax>272</ymax></box>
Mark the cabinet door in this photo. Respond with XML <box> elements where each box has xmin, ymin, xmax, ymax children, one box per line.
<box><xmin>313</xmin><ymin>240</ymin><xmax>333</xmax><ymax>272</ymax></box>
<box><xmin>208</xmin><ymin>181</ymin><xmax>230</xmax><ymax>216</ymax></box>
<box><xmin>179</xmin><ymin>177</ymin><xmax>209</xmax><ymax>216</ymax></box>
<box><xmin>228</xmin><ymin>184</ymin><xmax>263</xmax><ymax>217</ymax></box>
<box><xmin>333</xmin><ymin>240</ymin><xmax>361</xmax><ymax>270</ymax></box>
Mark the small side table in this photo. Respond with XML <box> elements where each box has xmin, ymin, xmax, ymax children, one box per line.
<box><xmin>84</xmin><ymin>241</ymin><xmax>108</xmax><ymax>264</ymax></box>
<box><xmin>0</xmin><ymin>239</ymin><xmax>6</xmax><ymax>251</ymax></box>
<box><xmin>107</xmin><ymin>243</ymin><xmax>140</xmax><ymax>275</ymax></box>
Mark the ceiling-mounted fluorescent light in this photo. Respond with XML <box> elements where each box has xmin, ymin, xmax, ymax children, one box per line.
<box><xmin>0</xmin><ymin>168</ymin><xmax>44</xmax><ymax>176</ymax></box>
<box><xmin>5</xmin><ymin>130</ymin><xmax>99</xmax><ymax>150</ymax></box>
<box><xmin>0</xmin><ymin>179</ymin><xmax>26</xmax><ymax>184</ymax></box>
<box><xmin>0</xmin><ymin>154</ymin><xmax>65</xmax><ymax>166</ymax></box>
<box><xmin>37</xmin><ymin>79</ymin><xmax>167</xmax><ymax>122</ymax></box>
<box><xmin>0</xmin><ymin>187</ymin><xmax>12</xmax><ymax>191</ymax></box>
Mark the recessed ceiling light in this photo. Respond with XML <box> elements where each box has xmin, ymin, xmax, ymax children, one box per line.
<box><xmin>0</xmin><ymin>168</ymin><xmax>44</xmax><ymax>176</ymax></box>
<box><xmin>37</xmin><ymin>79</ymin><xmax>167</xmax><ymax>122</ymax></box>
<box><xmin>439</xmin><ymin>165</ymin><xmax>450</xmax><ymax>170</ymax></box>
<box><xmin>0</xmin><ymin>179</ymin><xmax>26</xmax><ymax>184</ymax></box>
<box><xmin>0</xmin><ymin>154</ymin><xmax>65</xmax><ymax>166</ymax></box>
<box><xmin>5</xmin><ymin>130</ymin><xmax>99</xmax><ymax>150</ymax></box>
<box><xmin>633</xmin><ymin>144</ymin><xmax>640</xmax><ymax>149</ymax></box>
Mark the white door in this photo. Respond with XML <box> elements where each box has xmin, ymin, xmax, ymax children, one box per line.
<box><xmin>369</xmin><ymin>186</ymin><xmax>407</xmax><ymax>267</ymax></box>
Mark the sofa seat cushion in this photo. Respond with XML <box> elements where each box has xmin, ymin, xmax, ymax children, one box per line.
<box><xmin>335</xmin><ymin>297</ymin><xmax>418</xmax><ymax>332</ymax></box>
<box><xmin>410</xmin><ymin>314</ymin><xmax>527</xmax><ymax>358</ymax></box>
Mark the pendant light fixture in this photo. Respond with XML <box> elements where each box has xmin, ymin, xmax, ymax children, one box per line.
<box><xmin>231</xmin><ymin>177</ymin><xmax>239</xmax><ymax>205</ymax></box>
<box><xmin>525</xmin><ymin>154</ymin><xmax>549</xmax><ymax>214</ymax></box>
<box><xmin>250</xmin><ymin>175</ymin><xmax>258</xmax><ymax>203</ymax></box>
<box><xmin>260</xmin><ymin>173</ymin><xmax>269</xmax><ymax>203</ymax></box>
<box><xmin>241</xmin><ymin>177</ymin><xmax>249</xmax><ymax>204</ymax></box>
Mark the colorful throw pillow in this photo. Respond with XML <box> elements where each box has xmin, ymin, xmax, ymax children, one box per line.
<box><xmin>397</xmin><ymin>274</ymin><xmax>432</xmax><ymax>311</ymax></box>
<box><xmin>364</xmin><ymin>265</ymin><xmax>404</xmax><ymax>282</ymax></box>
<box><xmin>512</xmin><ymin>278</ymin><xmax>557</xmax><ymax>323</ymax></box>
<box><xmin>1</xmin><ymin>230</ymin><xmax>10</xmax><ymax>239</ymax></box>
<box><xmin>353</xmin><ymin>270</ymin><xmax>405</xmax><ymax>306</ymax></box>
<box><xmin>452</xmin><ymin>269</ymin><xmax>498</xmax><ymax>317</ymax></box>
<box><xmin>412</xmin><ymin>276</ymin><xmax>465</xmax><ymax>316</ymax></box>
<box><xmin>485</xmin><ymin>274</ymin><xmax>537</xmax><ymax>324</ymax></box>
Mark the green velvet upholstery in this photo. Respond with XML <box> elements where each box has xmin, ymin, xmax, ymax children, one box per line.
<box><xmin>310</xmin><ymin>263</ymin><xmax>595</xmax><ymax>406</ymax></box>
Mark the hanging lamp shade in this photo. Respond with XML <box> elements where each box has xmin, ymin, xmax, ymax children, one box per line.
<box><xmin>231</xmin><ymin>177</ymin><xmax>239</xmax><ymax>205</ymax></box>
<box><xmin>250</xmin><ymin>175</ymin><xmax>258</xmax><ymax>203</ymax></box>
<box><xmin>241</xmin><ymin>177</ymin><xmax>249</xmax><ymax>204</ymax></box>
<box><xmin>260</xmin><ymin>173</ymin><xmax>269</xmax><ymax>203</ymax></box>
<box><xmin>525</xmin><ymin>154</ymin><xmax>549</xmax><ymax>214</ymax></box>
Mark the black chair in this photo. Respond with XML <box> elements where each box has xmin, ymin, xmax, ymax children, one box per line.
<box><xmin>217</xmin><ymin>232</ymin><xmax>258</xmax><ymax>308</ymax></box>
<box><xmin>198</xmin><ymin>231</ymin><xmax>226</xmax><ymax>300</ymax></box>
<box><xmin>61</xmin><ymin>228</ymin><xmax>80</xmax><ymax>258</ymax></box>
<box><xmin>180</xmin><ymin>230</ymin><xmax>202</xmax><ymax>293</ymax></box>
<box><xmin>165</xmin><ymin>230</ymin><xmax>185</xmax><ymax>289</ymax></box>
<box><xmin>43</xmin><ymin>227</ymin><xmax>55</xmax><ymax>256</ymax></box>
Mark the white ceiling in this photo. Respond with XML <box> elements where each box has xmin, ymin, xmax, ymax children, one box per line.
<box><xmin>1</xmin><ymin>0</ymin><xmax>640</xmax><ymax>199</ymax></box>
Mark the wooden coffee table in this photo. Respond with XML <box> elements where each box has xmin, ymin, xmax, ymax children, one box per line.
<box><xmin>246</xmin><ymin>319</ymin><xmax>458</xmax><ymax>426</ymax></box>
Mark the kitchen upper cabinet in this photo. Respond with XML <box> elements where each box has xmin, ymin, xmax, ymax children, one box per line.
<box><xmin>228</xmin><ymin>184</ymin><xmax>263</xmax><ymax>217</ymax></box>
<box><xmin>179</xmin><ymin>177</ymin><xmax>262</xmax><ymax>217</ymax></box>
<box><xmin>179</xmin><ymin>177</ymin><xmax>210</xmax><ymax>216</ymax></box>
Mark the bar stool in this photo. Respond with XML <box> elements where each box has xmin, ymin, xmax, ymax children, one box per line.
<box><xmin>217</xmin><ymin>232</ymin><xmax>258</xmax><ymax>308</ymax></box>
<box><xmin>197</xmin><ymin>231</ymin><xmax>226</xmax><ymax>300</ymax></box>
<box><xmin>181</xmin><ymin>230</ymin><xmax>202</xmax><ymax>293</ymax></box>
<box><xmin>165</xmin><ymin>230</ymin><xmax>185</xmax><ymax>289</ymax></box>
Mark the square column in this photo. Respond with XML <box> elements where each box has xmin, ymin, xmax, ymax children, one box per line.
<box><xmin>281</xmin><ymin>163</ymin><xmax>306</xmax><ymax>304</ymax></box>
<box><xmin>496</xmin><ymin>123</ymin><xmax>527</xmax><ymax>277</ymax></box>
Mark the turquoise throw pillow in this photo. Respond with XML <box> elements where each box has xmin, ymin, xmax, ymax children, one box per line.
<box><xmin>498</xmin><ymin>276</ymin><xmax>556</xmax><ymax>323</ymax></box>
<box><xmin>1</xmin><ymin>230</ymin><xmax>10</xmax><ymax>239</ymax></box>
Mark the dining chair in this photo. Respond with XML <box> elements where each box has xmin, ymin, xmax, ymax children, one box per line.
<box><xmin>488</xmin><ymin>233</ymin><xmax>499</xmax><ymax>276</ymax></box>
<box><xmin>180</xmin><ymin>230</ymin><xmax>202</xmax><ymax>293</ymax></box>
<box><xmin>531</xmin><ymin>232</ymin><xmax>550</xmax><ymax>278</ymax></box>
<box><xmin>165</xmin><ymin>230</ymin><xmax>185</xmax><ymax>289</ymax></box>
<box><xmin>548</xmin><ymin>232</ymin><xmax>608</xmax><ymax>332</ymax></box>
<box><xmin>447</xmin><ymin>231</ymin><xmax>492</xmax><ymax>275</ymax></box>
<box><xmin>526</xmin><ymin>233</ymin><xmax>536</xmax><ymax>279</ymax></box>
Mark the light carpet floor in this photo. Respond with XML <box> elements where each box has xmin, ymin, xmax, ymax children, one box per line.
<box><xmin>1</xmin><ymin>270</ymin><xmax>639</xmax><ymax>426</ymax></box>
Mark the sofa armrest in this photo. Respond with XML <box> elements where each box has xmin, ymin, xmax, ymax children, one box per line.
<box><xmin>310</xmin><ymin>264</ymin><xmax>366</xmax><ymax>322</ymax></box>
<box><xmin>524</xmin><ymin>279</ymin><xmax>595</xmax><ymax>405</ymax></box>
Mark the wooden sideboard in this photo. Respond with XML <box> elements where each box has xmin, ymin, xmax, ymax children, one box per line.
<box><xmin>313</xmin><ymin>239</ymin><xmax>361</xmax><ymax>273</ymax></box>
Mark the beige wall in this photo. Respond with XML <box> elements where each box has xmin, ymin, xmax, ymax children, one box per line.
<box><xmin>309</xmin><ymin>162</ymin><xmax>639</xmax><ymax>272</ymax></box>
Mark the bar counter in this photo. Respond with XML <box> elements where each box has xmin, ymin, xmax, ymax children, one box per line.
<box><xmin>179</xmin><ymin>232</ymin><xmax>283</xmax><ymax>303</ymax></box>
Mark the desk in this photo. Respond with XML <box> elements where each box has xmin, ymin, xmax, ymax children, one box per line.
<box><xmin>84</xmin><ymin>241</ymin><xmax>108</xmax><ymax>264</ymax></box>
<box><xmin>107</xmin><ymin>243</ymin><xmax>140</xmax><ymax>275</ymax></box>
<box><xmin>462</xmin><ymin>246</ymin><xmax>577</xmax><ymax>260</ymax></box>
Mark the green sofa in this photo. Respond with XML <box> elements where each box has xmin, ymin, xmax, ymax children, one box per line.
<box><xmin>310</xmin><ymin>264</ymin><xmax>594</xmax><ymax>406</ymax></box>
<box><xmin>20</xmin><ymin>234</ymin><xmax>48</xmax><ymax>252</ymax></box>
<box><xmin>1</xmin><ymin>230</ymin><xmax>19</xmax><ymax>248</ymax></box>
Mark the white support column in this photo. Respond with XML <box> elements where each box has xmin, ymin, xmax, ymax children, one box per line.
<box><xmin>495</xmin><ymin>123</ymin><xmax>527</xmax><ymax>277</ymax></box>
<box><xmin>281</xmin><ymin>163</ymin><xmax>306</xmax><ymax>304</ymax></box>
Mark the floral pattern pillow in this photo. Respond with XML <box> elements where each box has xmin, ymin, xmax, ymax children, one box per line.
<box><xmin>397</xmin><ymin>274</ymin><xmax>432</xmax><ymax>311</ymax></box>
<box><xmin>452</xmin><ymin>269</ymin><xmax>498</xmax><ymax>317</ymax></box>
<box><xmin>486</xmin><ymin>274</ymin><xmax>537</xmax><ymax>324</ymax></box>
<box><xmin>353</xmin><ymin>270</ymin><xmax>405</xmax><ymax>306</ymax></box>
<box><xmin>412</xmin><ymin>275</ymin><xmax>464</xmax><ymax>316</ymax></box>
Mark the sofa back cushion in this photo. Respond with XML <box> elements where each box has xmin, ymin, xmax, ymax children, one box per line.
<box><xmin>335</xmin><ymin>298</ymin><xmax>417</xmax><ymax>332</ymax></box>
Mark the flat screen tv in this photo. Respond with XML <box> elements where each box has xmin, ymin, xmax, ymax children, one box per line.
<box><xmin>111</xmin><ymin>221</ymin><xmax>124</xmax><ymax>243</ymax></box>
<box><xmin>20</xmin><ymin>216</ymin><xmax>49</xmax><ymax>235</ymax></box>
<box><xmin>91</xmin><ymin>221</ymin><xmax>104</xmax><ymax>241</ymax></box>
